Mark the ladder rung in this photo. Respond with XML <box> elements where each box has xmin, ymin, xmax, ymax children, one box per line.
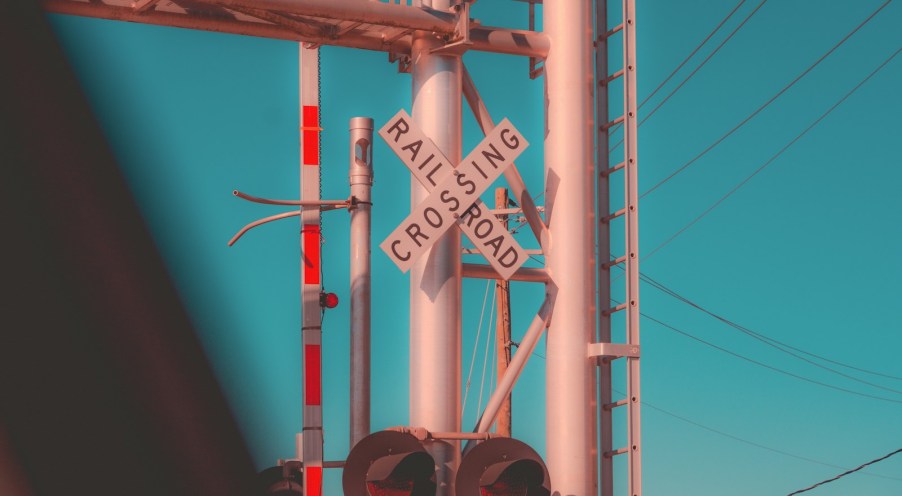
<box><xmin>599</xmin><ymin>69</ymin><xmax>625</xmax><ymax>86</ymax></box>
<box><xmin>601</xmin><ymin>208</ymin><xmax>626</xmax><ymax>224</ymax></box>
<box><xmin>603</xmin><ymin>447</ymin><xmax>629</xmax><ymax>458</ymax></box>
<box><xmin>600</xmin><ymin>23</ymin><xmax>624</xmax><ymax>40</ymax></box>
<box><xmin>603</xmin><ymin>398</ymin><xmax>629</xmax><ymax>411</ymax></box>
<box><xmin>602</xmin><ymin>302</ymin><xmax>627</xmax><ymax>316</ymax></box>
<box><xmin>602</xmin><ymin>255</ymin><xmax>627</xmax><ymax>270</ymax></box>
<box><xmin>600</xmin><ymin>161</ymin><xmax>625</xmax><ymax>177</ymax></box>
<box><xmin>600</xmin><ymin>115</ymin><xmax>624</xmax><ymax>131</ymax></box>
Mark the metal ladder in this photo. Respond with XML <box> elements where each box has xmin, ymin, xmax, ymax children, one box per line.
<box><xmin>594</xmin><ymin>0</ymin><xmax>642</xmax><ymax>495</ymax></box>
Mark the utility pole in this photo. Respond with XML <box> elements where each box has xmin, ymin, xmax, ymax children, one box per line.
<box><xmin>494</xmin><ymin>187</ymin><xmax>512</xmax><ymax>438</ymax></box>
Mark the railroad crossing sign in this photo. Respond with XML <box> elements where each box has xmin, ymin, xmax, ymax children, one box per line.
<box><xmin>379</xmin><ymin>110</ymin><xmax>529</xmax><ymax>280</ymax></box>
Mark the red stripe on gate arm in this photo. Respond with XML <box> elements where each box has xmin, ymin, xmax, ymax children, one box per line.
<box><xmin>302</xmin><ymin>224</ymin><xmax>320</xmax><ymax>285</ymax></box>
<box><xmin>302</xmin><ymin>106</ymin><xmax>320</xmax><ymax>165</ymax></box>
<box><xmin>304</xmin><ymin>344</ymin><xmax>322</xmax><ymax>406</ymax></box>
<box><xmin>305</xmin><ymin>466</ymin><xmax>323</xmax><ymax>496</ymax></box>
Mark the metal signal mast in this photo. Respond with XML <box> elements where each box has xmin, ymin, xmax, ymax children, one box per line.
<box><xmin>44</xmin><ymin>1</ymin><xmax>642</xmax><ymax>494</ymax></box>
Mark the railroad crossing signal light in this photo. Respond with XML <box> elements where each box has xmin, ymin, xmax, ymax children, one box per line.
<box><xmin>343</xmin><ymin>431</ymin><xmax>437</xmax><ymax>496</ymax></box>
<box><xmin>457</xmin><ymin>438</ymin><xmax>550</xmax><ymax>496</ymax></box>
<box><xmin>256</xmin><ymin>465</ymin><xmax>302</xmax><ymax>495</ymax></box>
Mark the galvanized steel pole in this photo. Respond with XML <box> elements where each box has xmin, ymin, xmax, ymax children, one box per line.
<box><xmin>409</xmin><ymin>1</ymin><xmax>463</xmax><ymax>493</ymax></box>
<box><xmin>348</xmin><ymin>117</ymin><xmax>373</xmax><ymax>449</ymax></box>
<box><xmin>544</xmin><ymin>0</ymin><xmax>599</xmax><ymax>494</ymax></box>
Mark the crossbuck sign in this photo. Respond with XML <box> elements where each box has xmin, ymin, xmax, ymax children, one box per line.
<box><xmin>379</xmin><ymin>110</ymin><xmax>529</xmax><ymax>280</ymax></box>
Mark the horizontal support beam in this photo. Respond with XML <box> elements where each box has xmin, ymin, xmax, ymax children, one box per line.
<box><xmin>43</xmin><ymin>1</ymin><xmax>548</xmax><ymax>58</ymax></box>
<box><xmin>42</xmin><ymin>1</ymin><xmax>409</xmax><ymax>53</ymax></box>
<box><xmin>462</xmin><ymin>263</ymin><xmax>549</xmax><ymax>283</ymax></box>
<box><xmin>204</xmin><ymin>0</ymin><xmax>457</xmax><ymax>33</ymax></box>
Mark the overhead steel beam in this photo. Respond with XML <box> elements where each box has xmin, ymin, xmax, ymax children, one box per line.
<box><xmin>41</xmin><ymin>1</ymin><xmax>411</xmax><ymax>53</ymax></box>
<box><xmin>205</xmin><ymin>0</ymin><xmax>457</xmax><ymax>33</ymax></box>
<box><xmin>41</xmin><ymin>1</ymin><xmax>548</xmax><ymax>58</ymax></box>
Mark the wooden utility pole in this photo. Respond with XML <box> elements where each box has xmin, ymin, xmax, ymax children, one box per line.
<box><xmin>495</xmin><ymin>187</ymin><xmax>512</xmax><ymax>437</ymax></box>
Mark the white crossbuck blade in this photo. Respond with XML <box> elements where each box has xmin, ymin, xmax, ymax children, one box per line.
<box><xmin>379</xmin><ymin>109</ymin><xmax>529</xmax><ymax>280</ymax></box>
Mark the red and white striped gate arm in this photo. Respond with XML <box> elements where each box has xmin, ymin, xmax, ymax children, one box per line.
<box><xmin>299</xmin><ymin>45</ymin><xmax>323</xmax><ymax>496</ymax></box>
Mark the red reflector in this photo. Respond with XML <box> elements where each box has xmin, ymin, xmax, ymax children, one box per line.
<box><xmin>302</xmin><ymin>106</ymin><xmax>320</xmax><ymax>165</ymax></box>
<box><xmin>320</xmin><ymin>292</ymin><xmax>339</xmax><ymax>309</ymax></box>
<box><xmin>367</xmin><ymin>479</ymin><xmax>414</xmax><ymax>496</ymax></box>
<box><xmin>305</xmin><ymin>466</ymin><xmax>322</xmax><ymax>496</ymax></box>
<box><xmin>304</xmin><ymin>344</ymin><xmax>321</xmax><ymax>406</ymax></box>
<box><xmin>302</xmin><ymin>224</ymin><xmax>320</xmax><ymax>285</ymax></box>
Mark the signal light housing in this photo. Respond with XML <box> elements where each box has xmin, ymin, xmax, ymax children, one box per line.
<box><xmin>343</xmin><ymin>431</ymin><xmax>437</xmax><ymax>496</ymax></box>
<box><xmin>256</xmin><ymin>465</ymin><xmax>303</xmax><ymax>495</ymax></box>
<box><xmin>457</xmin><ymin>438</ymin><xmax>550</xmax><ymax>496</ymax></box>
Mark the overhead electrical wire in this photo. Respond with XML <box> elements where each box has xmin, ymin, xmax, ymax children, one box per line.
<box><xmin>606</xmin><ymin>0</ymin><xmax>749</xmax><ymax>136</ymax></box>
<box><xmin>634</xmin><ymin>0</ymin><xmax>768</xmax><ymax>132</ymax></box>
<box><xmin>609</xmin><ymin>388</ymin><xmax>902</xmax><ymax>482</ymax></box>
<box><xmin>640</xmin><ymin>272</ymin><xmax>902</xmax><ymax>390</ymax></box>
<box><xmin>641</xmin><ymin>312</ymin><xmax>902</xmax><ymax>405</ymax></box>
<box><xmin>786</xmin><ymin>448</ymin><xmax>902</xmax><ymax>495</ymax></box>
<box><xmin>639</xmin><ymin>0</ymin><xmax>893</xmax><ymax>199</ymax></box>
<box><xmin>641</xmin><ymin>45</ymin><xmax>902</xmax><ymax>262</ymax></box>
<box><xmin>462</xmin><ymin>280</ymin><xmax>492</xmax><ymax>416</ymax></box>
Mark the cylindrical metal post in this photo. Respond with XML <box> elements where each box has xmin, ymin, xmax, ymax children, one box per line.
<box><xmin>409</xmin><ymin>1</ymin><xmax>463</xmax><ymax>493</ymax></box>
<box><xmin>349</xmin><ymin>117</ymin><xmax>373</xmax><ymax>449</ymax></box>
<box><xmin>544</xmin><ymin>1</ymin><xmax>598</xmax><ymax>495</ymax></box>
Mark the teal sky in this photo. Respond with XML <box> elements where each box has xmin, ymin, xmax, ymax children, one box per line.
<box><xmin>49</xmin><ymin>1</ymin><xmax>902</xmax><ymax>494</ymax></box>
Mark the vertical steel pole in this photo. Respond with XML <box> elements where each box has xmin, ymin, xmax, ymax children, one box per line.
<box><xmin>595</xmin><ymin>1</ymin><xmax>615</xmax><ymax>494</ymax></box>
<box><xmin>298</xmin><ymin>45</ymin><xmax>323</xmax><ymax>496</ymax></box>
<box><xmin>544</xmin><ymin>0</ymin><xmax>598</xmax><ymax>495</ymax></box>
<box><xmin>409</xmin><ymin>1</ymin><xmax>462</xmax><ymax>493</ymax></box>
<box><xmin>623</xmin><ymin>0</ymin><xmax>643</xmax><ymax>493</ymax></box>
<box><xmin>348</xmin><ymin>117</ymin><xmax>373</xmax><ymax>449</ymax></box>
<box><xmin>494</xmin><ymin>188</ymin><xmax>512</xmax><ymax>438</ymax></box>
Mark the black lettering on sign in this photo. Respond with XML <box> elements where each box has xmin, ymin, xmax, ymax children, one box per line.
<box><xmin>423</xmin><ymin>207</ymin><xmax>443</xmax><ymax>228</ymax></box>
<box><xmin>501</xmin><ymin>128</ymin><xmax>520</xmax><ymax>150</ymax></box>
<box><xmin>456</xmin><ymin>173</ymin><xmax>476</xmax><ymax>195</ymax></box>
<box><xmin>391</xmin><ymin>240</ymin><xmax>411</xmax><ymax>261</ymax></box>
<box><xmin>401</xmin><ymin>139</ymin><xmax>422</xmax><ymax>161</ymax></box>
<box><xmin>470</xmin><ymin>160</ymin><xmax>489</xmax><ymax>180</ymax></box>
<box><xmin>405</xmin><ymin>223</ymin><xmax>429</xmax><ymax>247</ymax></box>
<box><xmin>481</xmin><ymin>143</ymin><xmax>505</xmax><ymax>169</ymax></box>
<box><xmin>462</xmin><ymin>202</ymin><xmax>482</xmax><ymax>227</ymax></box>
<box><xmin>474</xmin><ymin>218</ymin><xmax>494</xmax><ymax>239</ymax></box>
<box><xmin>498</xmin><ymin>247</ymin><xmax>520</xmax><ymax>268</ymax></box>
<box><xmin>386</xmin><ymin>118</ymin><xmax>409</xmax><ymax>142</ymax></box>
<box><xmin>483</xmin><ymin>235</ymin><xmax>504</xmax><ymax>257</ymax></box>
<box><xmin>439</xmin><ymin>190</ymin><xmax>460</xmax><ymax>212</ymax></box>
<box><xmin>425</xmin><ymin>160</ymin><xmax>443</xmax><ymax>187</ymax></box>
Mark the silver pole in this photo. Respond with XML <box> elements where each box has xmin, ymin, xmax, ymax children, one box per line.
<box><xmin>409</xmin><ymin>1</ymin><xmax>462</xmax><ymax>492</ymax></box>
<box><xmin>544</xmin><ymin>0</ymin><xmax>598</xmax><ymax>494</ymax></box>
<box><xmin>348</xmin><ymin>117</ymin><xmax>373</xmax><ymax>449</ymax></box>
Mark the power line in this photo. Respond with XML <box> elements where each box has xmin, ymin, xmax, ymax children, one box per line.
<box><xmin>640</xmin><ymin>272</ymin><xmax>902</xmax><ymax>389</ymax></box>
<box><xmin>609</xmin><ymin>388</ymin><xmax>902</xmax><ymax>482</ymax></box>
<box><xmin>639</xmin><ymin>0</ymin><xmax>893</xmax><ymax>199</ymax></box>
<box><xmin>636</xmin><ymin>0</ymin><xmax>768</xmax><ymax>131</ymax></box>
<box><xmin>641</xmin><ymin>45</ymin><xmax>902</xmax><ymax>262</ymax></box>
<box><xmin>786</xmin><ymin>448</ymin><xmax>902</xmax><ymax>495</ymax></box>
<box><xmin>606</xmin><ymin>0</ymin><xmax>749</xmax><ymax>137</ymax></box>
<box><xmin>641</xmin><ymin>312</ymin><xmax>902</xmax><ymax>405</ymax></box>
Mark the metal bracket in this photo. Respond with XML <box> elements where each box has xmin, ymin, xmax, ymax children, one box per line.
<box><xmin>588</xmin><ymin>342</ymin><xmax>640</xmax><ymax>359</ymax></box>
<box><xmin>430</xmin><ymin>1</ymin><xmax>472</xmax><ymax>55</ymax></box>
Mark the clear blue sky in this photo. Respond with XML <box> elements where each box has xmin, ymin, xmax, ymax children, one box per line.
<box><xmin>49</xmin><ymin>1</ymin><xmax>901</xmax><ymax>494</ymax></box>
